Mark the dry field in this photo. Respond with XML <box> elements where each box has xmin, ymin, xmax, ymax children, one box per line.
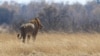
<box><xmin>0</xmin><ymin>32</ymin><xmax>100</xmax><ymax>56</ymax></box>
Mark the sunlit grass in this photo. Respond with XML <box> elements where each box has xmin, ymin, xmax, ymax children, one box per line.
<box><xmin>0</xmin><ymin>32</ymin><xmax>100</xmax><ymax>56</ymax></box>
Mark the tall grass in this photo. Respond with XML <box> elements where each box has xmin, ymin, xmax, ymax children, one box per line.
<box><xmin>0</xmin><ymin>32</ymin><xmax>100</xmax><ymax>56</ymax></box>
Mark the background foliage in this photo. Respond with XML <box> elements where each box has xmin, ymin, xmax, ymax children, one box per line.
<box><xmin>0</xmin><ymin>0</ymin><xmax>100</xmax><ymax>32</ymax></box>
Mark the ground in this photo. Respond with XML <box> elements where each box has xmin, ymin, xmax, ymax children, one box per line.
<box><xmin>0</xmin><ymin>32</ymin><xmax>100</xmax><ymax>56</ymax></box>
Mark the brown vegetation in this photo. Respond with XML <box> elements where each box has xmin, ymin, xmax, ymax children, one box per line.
<box><xmin>0</xmin><ymin>32</ymin><xmax>100</xmax><ymax>56</ymax></box>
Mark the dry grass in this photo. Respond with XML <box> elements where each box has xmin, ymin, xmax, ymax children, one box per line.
<box><xmin>0</xmin><ymin>32</ymin><xmax>100</xmax><ymax>56</ymax></box>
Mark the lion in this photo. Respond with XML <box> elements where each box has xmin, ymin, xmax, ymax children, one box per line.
<box><xmin>17</xmin><ymin>17</ymin><xmax>43</xmax><ymax>43</ymax></box>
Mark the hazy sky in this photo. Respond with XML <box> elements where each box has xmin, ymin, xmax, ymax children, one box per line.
<box><xmin>0</xmin><ymin>0</ymin><xmax>92</xmax><ymax>4</ymax></box>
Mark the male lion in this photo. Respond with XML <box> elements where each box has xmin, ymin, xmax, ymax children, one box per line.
<box><xmin>17</xmin><ymin>17</ymin><xmax>43</xmax><ymax>43</ymax></box>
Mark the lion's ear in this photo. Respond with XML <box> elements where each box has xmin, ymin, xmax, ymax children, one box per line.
<box><xmin>35</xmin><ymin>18</ymin><xmax>37</xmax><ymax>20</ymax></box>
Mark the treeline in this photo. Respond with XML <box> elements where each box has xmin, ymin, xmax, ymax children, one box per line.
<box><xmin>0</xmin><ymin>1</ymin><xmax>100</xmax><ymax>33</ymax></box>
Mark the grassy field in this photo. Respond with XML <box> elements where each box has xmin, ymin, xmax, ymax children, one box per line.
<box><xmin>0</xmin><ymin>32</ymin><xmax>100</xmax><ymax>56</ymax></box>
